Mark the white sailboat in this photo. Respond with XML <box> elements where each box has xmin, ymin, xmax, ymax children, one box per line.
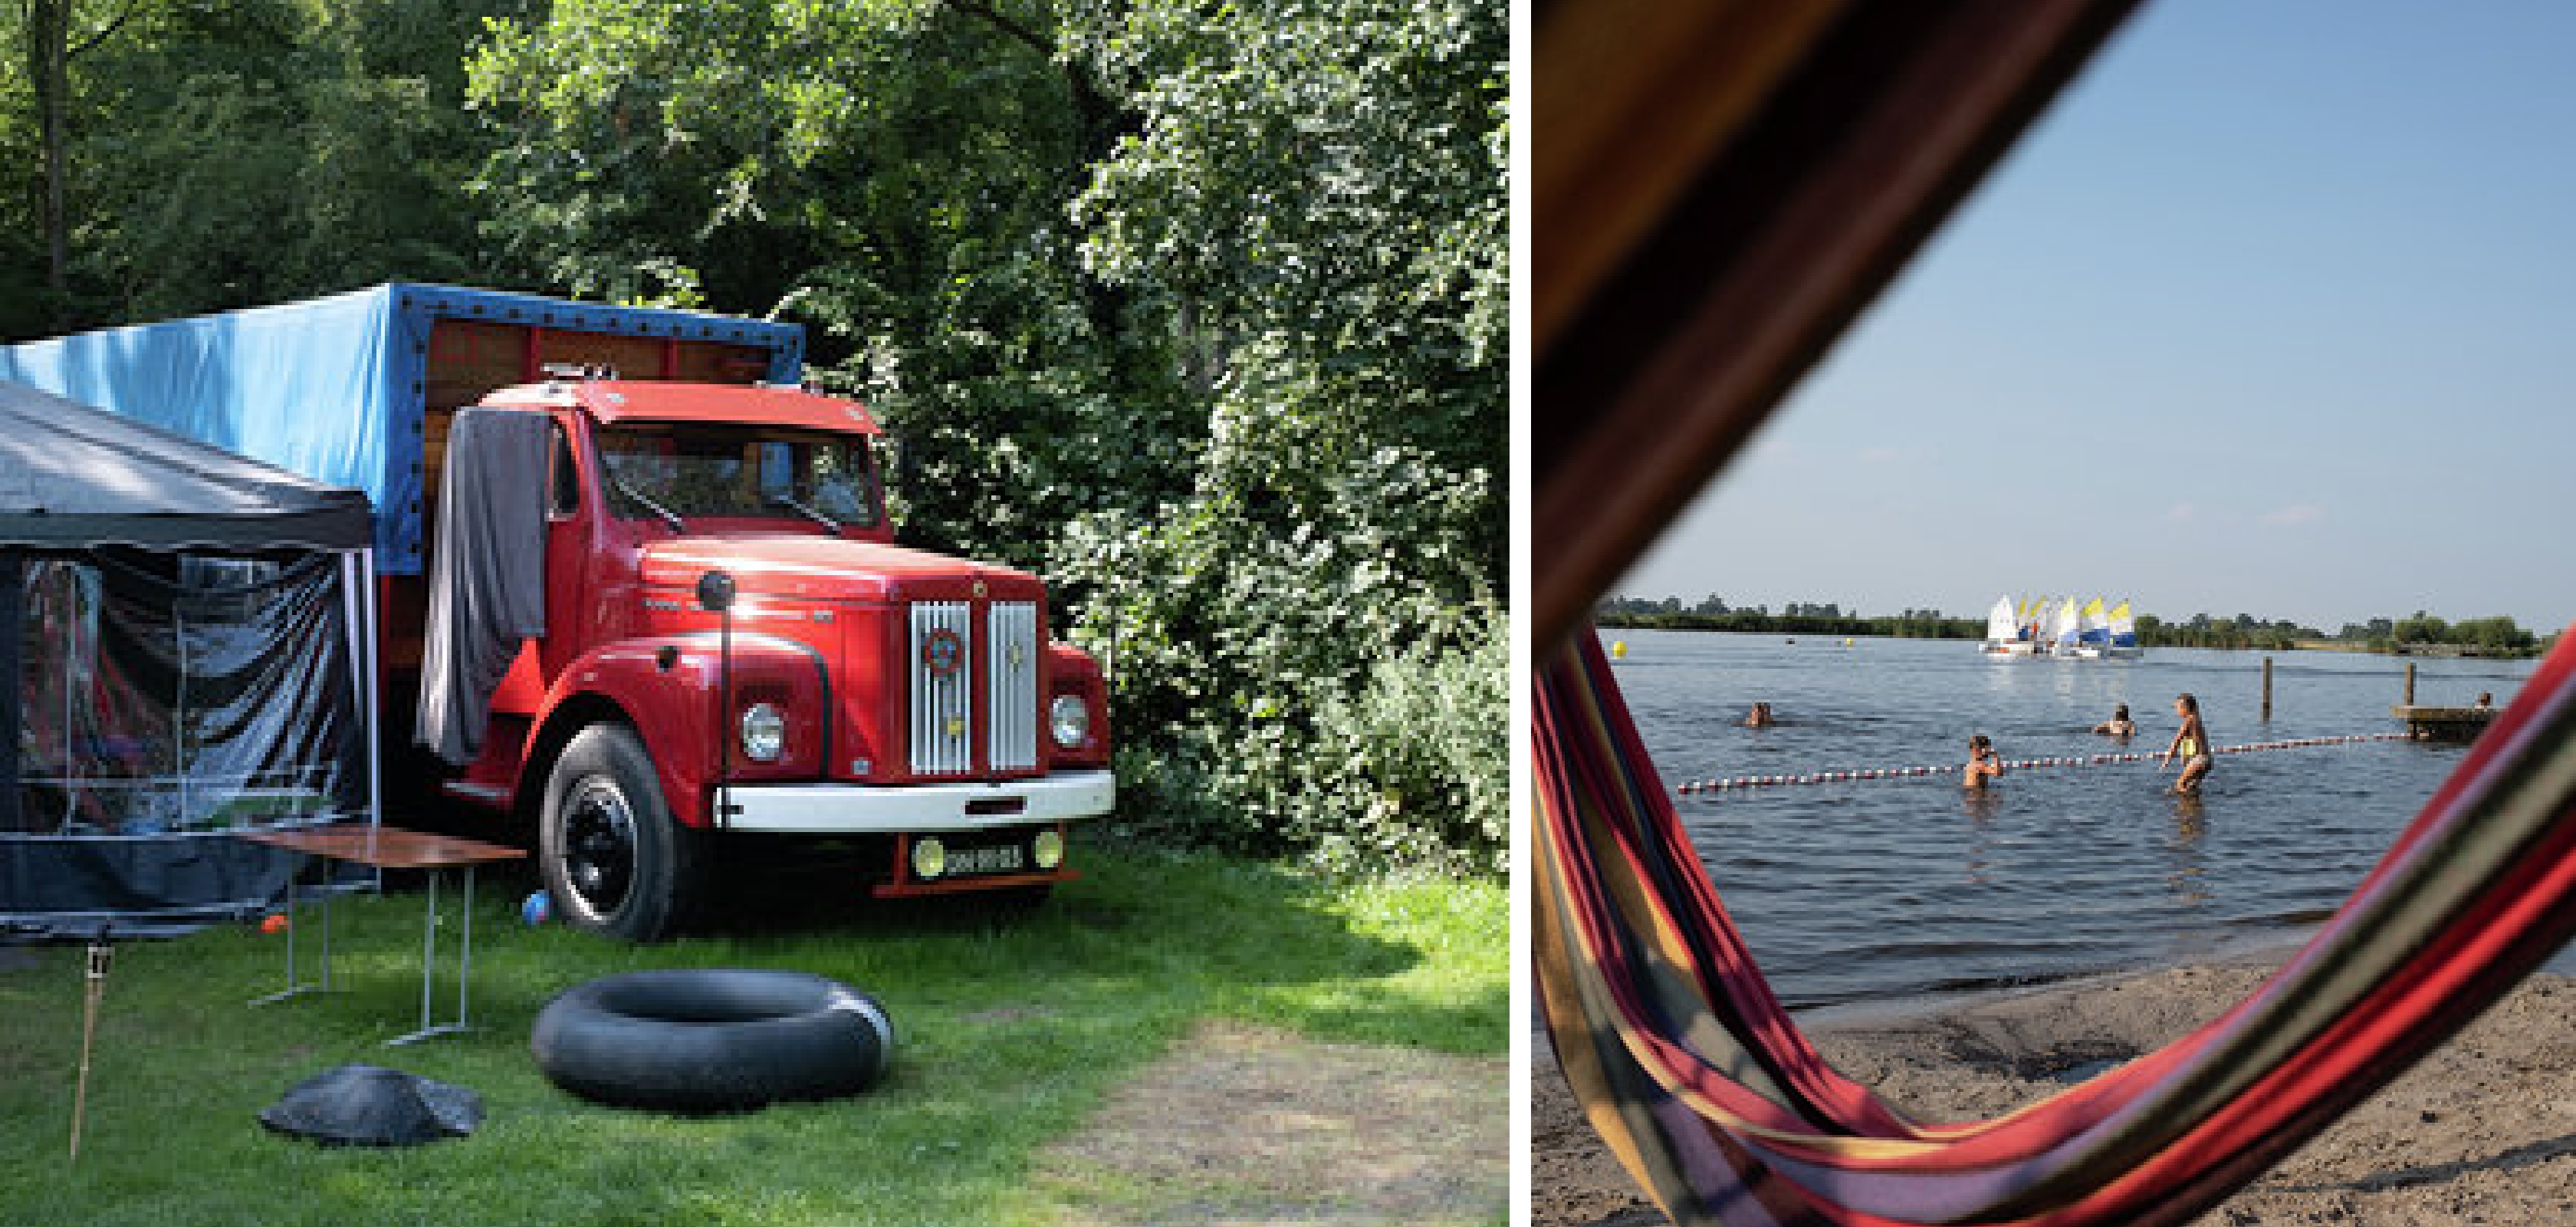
<box><xmin>2104</xmin><ymin>599</ymin><xmax>2145</xmax><ymax>659</ymax></box>
<box><xmin>2050</xmin><ymin>596</ymin><xmax>2084</xmax><ymax>656</ymax></box>
<box><xmin>1982</xmin><ymin>594</ymin><xmax>2035</xmax><ymax>656</ymax></box>
<box><xmin>2072</xmin><ymin>597</ymin><xmax>2111</xmax><ymax>659</ymax></box>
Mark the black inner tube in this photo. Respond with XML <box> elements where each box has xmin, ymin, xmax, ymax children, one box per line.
<box><xmin>532</xmin><ymin>969</ymin><xmax>893</xmax><ymax>1113</ymax></box>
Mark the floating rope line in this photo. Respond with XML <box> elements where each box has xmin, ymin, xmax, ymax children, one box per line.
<box><xmin>1677</xmin><ymin>732</ymin><xmax>2413</xmax><ymax>793</ymax></box>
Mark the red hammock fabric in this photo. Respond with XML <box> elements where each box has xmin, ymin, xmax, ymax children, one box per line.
<box><xmin>1535</xmin><ymin>627</ymin><xmax>2576</xmax><ymax>1225</ymax></box>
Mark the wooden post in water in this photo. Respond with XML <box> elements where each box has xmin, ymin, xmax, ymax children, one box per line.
<box><xmin>2404</xmin><ymin>662</ymin><xmax>2417</xmax><ymax>706</ymax></box>
<box><xmin>2261</xmin><ymin>656</ymin><xmax>2273</xmax><ymax>722</ymax></box>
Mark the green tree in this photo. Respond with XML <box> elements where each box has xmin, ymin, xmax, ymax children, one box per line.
<box><xmin>0</xmin><ymin>8</ymin><xmax>40</xmax><ymax>336</ymax></box>
<box><xmin>2393</xmin><ymin>611</ymin><xmax>2450</xmax><ymax>646</ymax></box>
<box><xmin>467</xmin><ymin>0</ymin><xmax>1193</xmax><ymax>567</ymax></box>
<box><xmin>466</xmin><ymin>0</ymin><xmax>1508</xmax><ymax>873</ymax></box>
<box><xmin>1020</xmin><ymin>0</ymin><xmax>1507</xmax><ymax>870</ymax></box>
<box><xmin>6</xmin><ymin>0</ymin><xmax>147</xmax><ymax>328</ymax></box>
<box><xmin>3</xmin><ymin>0</ymin><xmax>511</xmax><ymax>334</ymax></box>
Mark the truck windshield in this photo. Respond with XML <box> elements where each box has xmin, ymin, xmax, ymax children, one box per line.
<box><xmin>596</xmin><ymin>426</ymin><xmax>881</xmax><ymax>528</ymax></box>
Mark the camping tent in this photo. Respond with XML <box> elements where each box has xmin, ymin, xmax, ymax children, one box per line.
<box><xmin>0</xmin><ymin>381</ymin><xmax>378</xmax><ymax>936</ymax></box>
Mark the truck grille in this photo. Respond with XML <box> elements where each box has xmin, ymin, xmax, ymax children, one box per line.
<box><xmin>987</xmin><ymin>601</ymin><xmax>1039</xmax><ymax>771</ymax></box>
<box><xmin>909</xmin><ymin>602</ymin><xmax>973</xmax><ymax>774</ymax></box>
<box><xmin>906</xmin><ymin>600</ymin><xmax>1042</xmax><ymax>775</ymax></box>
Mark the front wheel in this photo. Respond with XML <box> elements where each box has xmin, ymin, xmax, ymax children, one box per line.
<box><xmin>540</xmin><ymin>723</ymin><xmax>698</xmax><ymax>942</ymax></box>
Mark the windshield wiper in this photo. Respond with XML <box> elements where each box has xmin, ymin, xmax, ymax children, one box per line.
<box><xmin>611</xmin><ymin>476</ymin><xmax>687</xmax><ymax>534</ymax></box>
<box><xmin>766</xmin><ymin>492</ymin><xmax>841</xmax><ymax>532</ymax></box>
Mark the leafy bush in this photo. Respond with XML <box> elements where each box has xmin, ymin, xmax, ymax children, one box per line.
<box><xmin>1055</xmin><ymin>423</ymin><xmax>1503</xmax><ymax>873</ymax></box>
<box><xmin>1300</xmin><ymin>602</ymin><xmax>1509</xmax><ymax>874</ymax></box>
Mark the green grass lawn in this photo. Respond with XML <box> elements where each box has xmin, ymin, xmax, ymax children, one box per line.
<box><xmin>0</xmin><ymin>847</ymin><xmax>1505</xmax><ymax>1226</ymax></box>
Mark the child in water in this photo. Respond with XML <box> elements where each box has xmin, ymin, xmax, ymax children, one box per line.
<box><xmin>1743</xmin><ymin>702</ymin><xmax>1776</xmax><ymax>728</ymax></box>
<box><xmin>1963</xmin><ymin>735</ymin><xmax>2003</xmax><ymax>789</ymax></box>
<box><xmin>2093</xmin><ymin>704</ymin><xmax>2134</xmax><ymax>737</ymax></box>
<box><xmin>2162</xmin><ymin>692</ymin><xmax>2211</xmax><ymax>794</ymax></box>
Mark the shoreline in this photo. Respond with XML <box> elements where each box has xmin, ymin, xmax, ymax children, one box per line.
<box><xmin>1533</xmin><ymin>959</ymin><xmax>2575</xmax><ymax>1226</ymax></box>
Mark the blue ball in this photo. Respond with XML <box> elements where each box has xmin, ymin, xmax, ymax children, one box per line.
<box><xmin>521</xmin><ymin>890</ymin><xmax>551</xmax><ymax>926</ymax></box>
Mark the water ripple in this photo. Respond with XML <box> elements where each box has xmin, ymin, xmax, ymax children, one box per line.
<box><xmin>1615</xmin><ymin>631</ymin><xmax>2538</xmax><ymax>1008</ymax></box>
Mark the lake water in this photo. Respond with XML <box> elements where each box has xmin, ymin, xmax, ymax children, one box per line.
<box><xmin>1598</xmin><ymin>629</ymin><xmax>2566</xmax><ymax>1011</ymax></box>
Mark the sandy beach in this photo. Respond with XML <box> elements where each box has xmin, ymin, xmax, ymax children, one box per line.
<box><xmin>1533</xmin><ymin>962</ymin><xmax>2575</xmax><ymax>1226</ymax></box>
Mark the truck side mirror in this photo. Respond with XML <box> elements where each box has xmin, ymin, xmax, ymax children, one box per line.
<box><xmin>695</xmin><ymin>570</ymin><xmax>736</xmax><ymax>613</ymax></box>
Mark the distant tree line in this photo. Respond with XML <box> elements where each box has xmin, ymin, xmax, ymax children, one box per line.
<box><xmin>2131</xmin><ymin>613</ymin><xmax>2318</xmax><ymax>651</ymax></box>
<box><xmin>2331</xmin><ymin>613</ymin><xmax>2542</xmax><ymax>657</ymax></box>
<box><xmin>2136</xmin><ymin>611</ymin><xmax>2543</xmax><ymax>656</ymax></box>
<box><xmin>1599</xmin><ymin>597</ymin><xmax>2551</xmax><ymax>657</ymax></box>
<box><xmin>1594</xmin><ymin>596</ymin><xmax>1976</xmax><ymax>640</ymax></box>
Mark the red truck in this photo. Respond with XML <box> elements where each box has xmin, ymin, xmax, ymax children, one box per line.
<box><xmin>0</xmin><ymin>285</ymin><xmax>1114</xmax><ymax>939</ymax></box>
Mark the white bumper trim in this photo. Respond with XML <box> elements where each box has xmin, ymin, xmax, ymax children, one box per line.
<box><xmin>720</xmin><ymin>770</ymin><xmax>1115</xmax><ymax>834</ymax></box>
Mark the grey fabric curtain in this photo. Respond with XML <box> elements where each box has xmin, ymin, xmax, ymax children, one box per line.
<box><xmin>416</xmin><ymin>410</ymin><xmax>551</xmax><ymax>766</ymax></box>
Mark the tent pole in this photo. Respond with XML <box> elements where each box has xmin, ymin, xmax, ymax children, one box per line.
<box><xmin>362</xmin><ymin>549</ymin><xmax>380</xmax><ymax>835</ymax></box>
<box><xmin>176</xmin><ymin>587</ymin><xmax>191</xmax><ymax>829</ymax></box>
<box><xmin>0</xmin><ymin>551</ymin><xmax>20</xmax><ymax>834</ymax></box>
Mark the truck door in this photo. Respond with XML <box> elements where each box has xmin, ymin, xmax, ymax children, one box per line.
<box><xmin>538</xmin><ymin>413</ymin><xmax>595</xmax><ymax>681</ymax></box>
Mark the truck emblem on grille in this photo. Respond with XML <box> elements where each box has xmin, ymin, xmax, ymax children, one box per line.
<box><xmin>922</xmin><ymin>627</ymin><xmax>965</xmax><ymax>678</ymax></box>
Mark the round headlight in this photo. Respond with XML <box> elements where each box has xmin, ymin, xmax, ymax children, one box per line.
<box><xmin>1049</xmin><ymin>694</ymin><xmax>1091</xmax><ymax>748</ymax></box>
<box><xmin>911</xmin><ymin>836</ymin><xmax>947</xmax><ymax>881</ymax></box>
<box><xmin>1032</xmin><ymin>828</ymin><xmax>1065</xmax><ymax>870</ymax></box>
<box><xmin>739</xmin><ymin>702</ymin><xmax>787</xmax><ymax>762</ymax></box>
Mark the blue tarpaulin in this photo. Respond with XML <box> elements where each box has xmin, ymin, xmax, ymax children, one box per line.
<box><xmin>0</xmin><ymin>285</ymin><xmax>803</xmax><ymax>573</ymax></box>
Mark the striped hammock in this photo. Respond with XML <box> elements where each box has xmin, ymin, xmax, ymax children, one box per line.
<box><xmin>1535</xmin><ymin>627</ymin><xmax>2576</xmax><ymax>1226</ymax></box>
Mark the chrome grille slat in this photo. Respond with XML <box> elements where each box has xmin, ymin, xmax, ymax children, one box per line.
<box><xmin>988</xmin><ymin>602</ymin><xmax>1039</xmax><ymax>771</ymax></box>
<box><xmin>909</xmin><ymin>602</ymin><xmax>972</xmax><ymax>774</ymax></box>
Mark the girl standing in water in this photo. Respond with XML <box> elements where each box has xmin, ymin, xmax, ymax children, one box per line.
<box><xmin>1963</xmin><ymin>735</ymin><xmax>2004</xmax><ymax>789</ymax></box>
<box><xmin>2163</xmin><ymin>692</ymin><xmax>2212</xmax><ymax>794</ymax></box>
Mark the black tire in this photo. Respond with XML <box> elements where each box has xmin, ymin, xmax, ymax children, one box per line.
<box><xmin>540</xmin><ymin>723</ymin><xmax>698</xmax><ymax>942</ymax></box>
<box><xmin>531</xmin><ymin>969</ymin><xmax>894</xmax><ymax>1113</ymax></box>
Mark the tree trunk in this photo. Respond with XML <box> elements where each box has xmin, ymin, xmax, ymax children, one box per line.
<box><xmin>944</xmin><ymin>1</ymin><xmax>1146</xmax><ymax>381</ymax></box>
<box><xmin>31</xmin><ymin>0</ymin><xmax>73</xmax><ymax>294</ymax></box>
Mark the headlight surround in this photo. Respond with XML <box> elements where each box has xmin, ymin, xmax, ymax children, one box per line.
<box><xmin>739</xmin><ymin>702</ymin><xmax>787</xmax><ymax>762</ymax></box>
<box><xmin>911</xmin><ymin>836</ymin><xmax>947</xmax><ymax>881</ymax></box>
<box><xmin>1048</xmin><ymin>694</ymin><xmax>1091</xmax><ymax>748</ymax></box>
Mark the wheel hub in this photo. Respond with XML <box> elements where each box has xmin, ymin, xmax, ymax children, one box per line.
<box><xmin>564</xmin><ymin>779</ymin><xmax>637</xmax><ymax>915</ymax></box>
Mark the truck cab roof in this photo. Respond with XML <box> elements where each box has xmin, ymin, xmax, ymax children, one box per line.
<box><xmin>481</xmin><ymin>380</ymin><xmax>880</xmax><ymax>436</ymax></box>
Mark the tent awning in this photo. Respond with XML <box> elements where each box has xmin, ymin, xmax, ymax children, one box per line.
<box><xmin>0</xmin><ymin>381</ymin><xmax>372</xmax><ymax>552</ymax></box>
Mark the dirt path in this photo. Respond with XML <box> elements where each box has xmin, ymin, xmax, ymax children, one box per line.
<box><xmin>1031</xmin><ymin>1018</ymin><xmax>1508</xmax><ymax>1225</ymax></box>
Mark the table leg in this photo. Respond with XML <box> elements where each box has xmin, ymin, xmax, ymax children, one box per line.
<box><xmin>389</xmin><ymin>871</ymin><xmax>449</xmax><ymax>1044</ymax></box>
<box><xmin>420</xmin><ymin>870</ymin><xmax>438</xmax><ymax>1031</ymax></box>
<box><xmin>387</xmin><ymin>867</ymin><xmax>481</xmax><ymax>1046</ymax></box>
<box><xmin>458</xmin><ymin>866</ymin><xmax>475</xmax><ymax>1027</ymax></box>
<box><xmin>320</xmin><ymin>869</ymin><xmax>333</xmax><ymax>992</ymax></box>
<box><xmin>250</xmin><ymin>855</ymin><xmax>327</xmax><ymax>1006</ymax></box>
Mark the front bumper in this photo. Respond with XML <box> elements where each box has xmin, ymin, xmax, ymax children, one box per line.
<box><xmin>718</xmin><ymin>769</ymin><xmax>1115</xmax><ymax>834</ymax></box>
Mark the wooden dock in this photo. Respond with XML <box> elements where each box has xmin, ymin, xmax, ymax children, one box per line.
<box><xmin>2391</xmin><ymin>706</ymin><xmax>2499</xmax><ymax>742</ymax></box>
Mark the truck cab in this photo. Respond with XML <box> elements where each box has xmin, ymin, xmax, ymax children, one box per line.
<box><xmin>448</xmin><ymin>377</ymin><xmax>1114</xmax><ymax>939</ymax></box>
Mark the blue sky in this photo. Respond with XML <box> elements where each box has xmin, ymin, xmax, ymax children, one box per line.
<box><xmin>1614</xmin><ymin>0</ymin><xmax>2576</xmax><ymax>633</ymax></box>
